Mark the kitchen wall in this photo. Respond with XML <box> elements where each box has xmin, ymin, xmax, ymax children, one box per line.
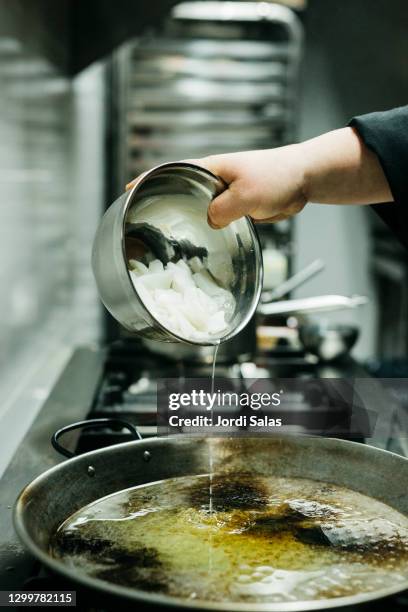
<box><xmin>69</xmin><ymin>62</ymin><xmax>106</xmax><ymax>346</ymax></box>
<box><xmin>294</xmin><ymin>0</ymin><xmax>408</xmax><ymax>360</ymax></box>
<box><xmin>0</xmin><ymin>10</ymin><xmax>105</xmax><ymax>474</ymax></box>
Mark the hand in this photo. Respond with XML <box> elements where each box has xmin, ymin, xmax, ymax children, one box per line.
<box><xmin>192</xmin><ymin>146</ymin><xmax>307</xmax><ymax>228</ymax></box>
<box><xmin>190</xmin><ymin>128</ymin><xmax>392</xmax><ymax>227</ymax></box>
<box><xmin>125</xmin><ymin>145</ymin><xmax>307</xmax><ymax>229</ymax></box>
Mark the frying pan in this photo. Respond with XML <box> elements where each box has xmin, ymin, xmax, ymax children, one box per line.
<box><xmin>14</xmin><ymin>422</ymin><xmax>408</xmax><ymax>611</ymax></box>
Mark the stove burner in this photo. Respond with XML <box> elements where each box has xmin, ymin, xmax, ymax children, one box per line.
<box><xmin>79</xmin><ymin>340</ymin><xmax>372</xmax><ymax>451</ymax></box>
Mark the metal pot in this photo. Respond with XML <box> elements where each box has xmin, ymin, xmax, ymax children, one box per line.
<box><xmin>299</xmin><ymin>323</ymin><xmax>360</xmax><ymax>362</ymax></box>
<box><xmin>92</xmin><ymin>162</ymin><xmax>263</xmax><ymax>346</ymax></box>
<box><xmin>15</xmin><ymin>424</ymin><xmax>408</xmax><ymax>611</ymax></box>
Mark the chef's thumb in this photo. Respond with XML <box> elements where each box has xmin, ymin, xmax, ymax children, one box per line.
<box><xmin>208</xmin><ymin>188</ymin><xmax>240</xmax><ymax>229</ymax></box>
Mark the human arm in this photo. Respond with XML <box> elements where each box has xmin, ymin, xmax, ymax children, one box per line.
<box><xmin>189</xmin><ymin>126</ymin><xmax>393</xmax><ymax>229</ymax></box>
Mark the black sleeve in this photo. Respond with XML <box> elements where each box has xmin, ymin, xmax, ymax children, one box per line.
<box><xmin>349</xmin><ymin>105</ymin><xmax>408</xmax><ymax>249</ymax></box>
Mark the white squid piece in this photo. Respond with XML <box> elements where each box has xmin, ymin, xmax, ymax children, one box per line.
<box><xmin>128</xmin><ymin>257</ymin><xmax>235</xmax><ymax>341</ymax></box>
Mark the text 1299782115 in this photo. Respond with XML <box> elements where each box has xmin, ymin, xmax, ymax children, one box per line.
<box><xmin>0</xmin><ymin>592</ymin><xmax>76</xmax><ymax>607</ymax></box>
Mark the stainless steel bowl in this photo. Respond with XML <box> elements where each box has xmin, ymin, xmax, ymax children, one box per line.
<box><xmin>298</xmin><ymin>323</ymin><xmax>359</xmax><ymax>362</ymax></box>
<box><xmin>92</xmin><ymin>162</ymin><xmax>263</xmax><ymax>345</ymax></box>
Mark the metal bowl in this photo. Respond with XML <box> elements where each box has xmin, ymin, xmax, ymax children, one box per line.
<box><xmin>92</xmin><ymin>162</ymin><xmax>263</xmax><ymax>346</ymax></box>
<box><xmin>298</xmin><ymin>323</ymin><xmax>359</xmax><ymax>362</ymax></box>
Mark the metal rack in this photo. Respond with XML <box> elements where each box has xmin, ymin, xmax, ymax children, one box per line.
<box><xmin>115</xmin><ymin>2</ymin><xmax>302</xmax><ymax>178</ymax></box>
<box><xmin>111</xmin><ymin>1</ymin><xmax>303</xmax><ymax>293</ymax></box>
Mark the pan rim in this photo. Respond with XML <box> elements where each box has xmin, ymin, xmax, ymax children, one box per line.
<box><xmin>14</xmin><ymin>434</ymin><xmax>408</xmax><ymax>611</ymax></box>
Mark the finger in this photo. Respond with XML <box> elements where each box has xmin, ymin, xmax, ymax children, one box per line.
<box><xmin>126</xmin><ymin>179</ymin><xmax>136</xmax><ymax>191</ymax></box>
<box><xmin>194</xmin><ymin>154</ymin><xmax>238</xmax><ymax>184</ymax></box>
<box><xmin>125</xmin><ymin>169</ymin><xmax>149</xmax><ymax>191</ymax></box>
<box><xmin>126</xmin><ymin>156</ymin><xmax>234</xmax><ymax>191</ymax></box>
<box><xmin>208</xmin><ymin>186</ymin><xmax>249</xmax><ymax>228</ymax></box>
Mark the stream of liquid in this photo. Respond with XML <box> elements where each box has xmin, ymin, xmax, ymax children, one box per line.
<box><xmin>208</xmin><ymin>341</ymin><xmax>220</xmax><ymax>575</ymax></box>
<box><xmin>210</xmin><ymin>341</ymin><xmax>220</xmax><ymax>396</ymax></box>
<box><xmin>209</xmin><ymin>341</ymin><xmax>220</xmax><ymax>516</ymax></box>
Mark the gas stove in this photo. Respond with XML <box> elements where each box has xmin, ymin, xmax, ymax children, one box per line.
<box><xmin>0</xmin><ymin>341</ymin><xmax>407</xmax><ymax>610</ymax></box>
<box><xmin>77</xmin><ymin>339</ymin><xmax>402</xmax><ymax>451</ymax></box>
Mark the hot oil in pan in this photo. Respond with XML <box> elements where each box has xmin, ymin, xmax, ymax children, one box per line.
<box><xmin>50</xmin><ymin>474</ymin><xmax>408</xmax><ymax>604</ymax></box>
